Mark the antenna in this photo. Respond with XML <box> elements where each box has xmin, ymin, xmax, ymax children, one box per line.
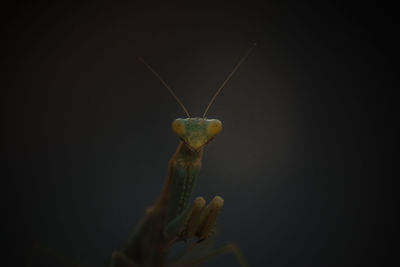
<box><xmin>139</xmin><ymin>57</ymin><xmax>191</xmax><ymax>118</ymax></box>
<box><xmin>202</xmin><ymin>43</ymin><xmax>257</xmax><ymax>118</ymax></box>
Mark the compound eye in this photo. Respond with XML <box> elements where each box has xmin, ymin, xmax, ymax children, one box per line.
<box><xmin>172</xmin><ymin>119</ymin><xmax>186</xmax><ymax>136</ymax></box>
<box><xmin>207</xmin><ymin>119</ymin><xmax>222</xmax><ymax>137</ymax></box>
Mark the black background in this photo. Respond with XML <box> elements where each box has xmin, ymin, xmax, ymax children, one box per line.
<box><xmin>2</xmin><ymin>1</ymin><xmax>398</xmax><ymax>266</ymax></box>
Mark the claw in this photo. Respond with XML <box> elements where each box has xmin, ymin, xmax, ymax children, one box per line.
<box><xmin>196</xmin><ymin>196</ymin><xmax>224</xmax><ymax>240</ymax></box>
<box><xmin>182</xmin><ymin>197</ymin><xmax>206</xmax><ymax>239</ymax></box>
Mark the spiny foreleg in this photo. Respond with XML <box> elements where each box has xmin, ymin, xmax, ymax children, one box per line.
<box><xmin>180</xmin><ymin>196</ymin><xmax>224</xmax><ymax>241</ymax></box>
<box><xmin>165</xmin><ymin>195</ymin><xmax>224</xmax><ymax>243</ymax></box>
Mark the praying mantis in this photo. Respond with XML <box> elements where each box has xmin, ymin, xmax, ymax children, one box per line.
<box><xmin>110</xmin><ymin>44</ymin><xmax>256</xmax><ymax>267</ymax></box>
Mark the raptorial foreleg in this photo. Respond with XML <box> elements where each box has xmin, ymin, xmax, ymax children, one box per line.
<box><xmin>179</xmin><ymin>196</ymin><xmax>224</xmax><ymax>242</ymax></box>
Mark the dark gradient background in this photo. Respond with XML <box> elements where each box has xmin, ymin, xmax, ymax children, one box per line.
<box><xmin>2</xmin><ymin>1</ymin><xmax>398</xmax><ymax>267</ymax></box>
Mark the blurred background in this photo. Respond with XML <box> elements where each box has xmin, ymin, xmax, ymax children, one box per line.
<box><xmin>1</xmin><ymin>1</ymin><xmax>398</xmax><ymax>266</ymax></box>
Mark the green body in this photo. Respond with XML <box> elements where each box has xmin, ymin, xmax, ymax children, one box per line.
<box><xmin>110</xmin><ymin>118</ymin><xmax>222</xmax><ymax>266</ymax></box>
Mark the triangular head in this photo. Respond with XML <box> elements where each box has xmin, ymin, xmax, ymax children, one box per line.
<box><xmin>172</xmin><ymin>118</ymin><xmax>222</xmax><ymax>151</ymax></box>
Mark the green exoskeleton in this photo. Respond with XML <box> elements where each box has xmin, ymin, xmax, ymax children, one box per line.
<box><xmin>110</xmin><ymin>44</ymin><xmax>255</xmax><ymax>267</ymax></box>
